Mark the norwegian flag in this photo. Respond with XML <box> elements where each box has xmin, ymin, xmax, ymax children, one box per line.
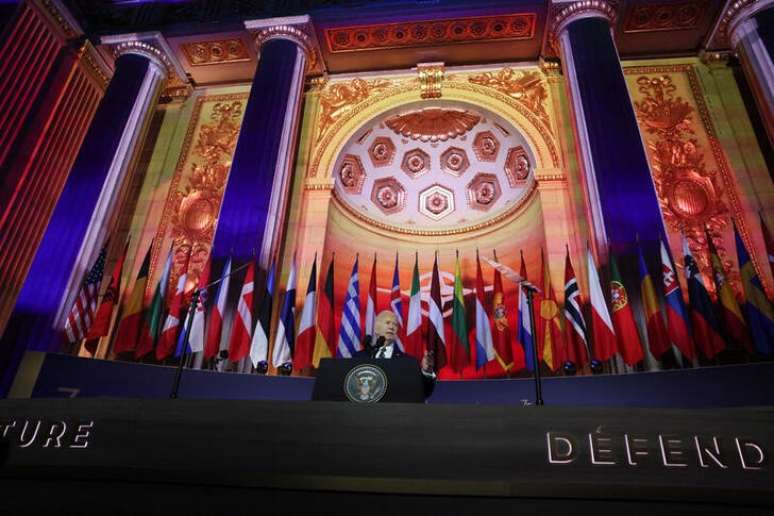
<box><xmin>64</xmin><ymin>244</ymin><xmax>108</xmax><ymax>343</ymax></box>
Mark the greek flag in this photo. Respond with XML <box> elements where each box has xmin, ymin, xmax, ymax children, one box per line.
<box><xmin>337</xmin><ymin>255</ymin><xmax>362</xmax><ymax>358</ymax></box>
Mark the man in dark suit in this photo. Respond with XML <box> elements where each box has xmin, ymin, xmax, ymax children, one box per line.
<box><xmin>357</xmin><ymin>310</ymin><xmax>436</xmax><ymax>398</ymax></box>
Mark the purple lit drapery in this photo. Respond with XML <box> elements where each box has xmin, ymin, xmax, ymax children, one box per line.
<box><xmin>0</xmin><ymin>54</ymin><xmax>151</xmax><ymax>395</ymax></box>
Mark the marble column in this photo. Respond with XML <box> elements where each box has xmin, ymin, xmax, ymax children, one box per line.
<box><xmin>0</xmin><ymin>0</ymin><xmax>110</xmax><ymax>337</ymax></box>
<box><xmin>0</xmin><ymin>33</ymin><xmax>183</xmax><ymax>395</ymax></box>
<box><xmin>553</xmin><ymin>1</ymin><xmax>667</xmax><ymax>260</ymax></box>
<box><xmin>726</xmin><ymin>0</ymin><xmax>774</xmax><ymax>146</ymax></box>
<box><xmin>211</xmin><ymin>18</ymin><xmax>313</xmax><ymax>269</ymax></box>
<box><xmin>208</xmin><ymin>17</ymin><xmax>316</xmax><ymax>370</ymax></box>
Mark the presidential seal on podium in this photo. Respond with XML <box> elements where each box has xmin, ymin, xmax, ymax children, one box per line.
<box><xmin>344</xmin><ymin>364</ymin><xmax>388</xmax><ymax>403</ymax></box>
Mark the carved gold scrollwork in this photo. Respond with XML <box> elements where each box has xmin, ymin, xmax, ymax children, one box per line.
<box><xmin>317</xmin><ymin>78</ymin><xmax>391</xmax><ymax>142</ymax></box>
<box><xmin>633</xmin><ymin>75</ymin><xmax>733</xmax><ymax>285</ymax></box>
<box><xmin>168</xmin><ymin>101</ymin><xmax>243</xmax><ymax>292</ymax></box>
<box><xmin>468</xmin><ymin>68</ymin><xmax>549</xmax><ymax>128</ymax></box>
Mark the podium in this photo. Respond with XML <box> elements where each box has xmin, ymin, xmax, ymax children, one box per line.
<box><xmin>312</xmin><ymin>357</ymin><xmax>426</xmax><ymax>403</ymax></box>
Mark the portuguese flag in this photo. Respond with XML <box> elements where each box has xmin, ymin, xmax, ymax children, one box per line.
<box><xmin>448</xmin><ymin>253</ymin><xmax>470</xmax><ymax>372</ymax></box>
<box><xmin>609</xmin><ymin>253</ymin><xmax>644</xmax><ymax>366</ymax></box>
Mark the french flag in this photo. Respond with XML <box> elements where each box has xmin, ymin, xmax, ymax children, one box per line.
<box><xmin>659</xmin><ymin>240</ymin><xmax>695</xmax><ymax>360</ymax></box>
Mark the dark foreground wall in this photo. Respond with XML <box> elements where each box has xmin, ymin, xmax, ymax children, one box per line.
<box><xmin>13</xmin><ymin>352</ymin><xmax>774</xmax><ymax>408</ymax></box>
<box><xmin>0</xmin><ymin>399</ymin><xmax>772</xmax><ymax>515</ymax></box>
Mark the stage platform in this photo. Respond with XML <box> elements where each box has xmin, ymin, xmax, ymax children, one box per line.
<box><xmin>9</xmin><ymin>352</ymin><xmax>774</xmax><ymax>408</ymax></box>
<box><xmin>0</xmin><ymin>398</ymin><xmax>772</xmax><ymax>514</ymax></box>
<box><xmin>3</xmin><ymin>353</ymin><xmax>774</xmax><ymax>513</ymax></box>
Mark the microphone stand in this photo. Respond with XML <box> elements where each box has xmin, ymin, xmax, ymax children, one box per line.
<box><xmin>170</xmin><ymin>288</ymin><xmax>199</xmax><ymax>399</ymax></box>
<box><xmin>522</xmin><ymin>281</ymin><xmax>544</xmax><ymax>406</ymax></box>
<box><xmin>169</xmin><ymin>260</ymin><xmax>252</xmax><ymax>399</ymax></box>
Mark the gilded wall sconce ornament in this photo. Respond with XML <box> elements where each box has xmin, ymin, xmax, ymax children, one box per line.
<box><xmin>468</xmin><ymin>68</ymin><xmax>549</xmax><ymax>127</ymax></box>
<box><xmin>633</xmin><ymin>75</ymin><xmax>732</xmax><ymax>281</ymax></box>
<box><xmin>317</xmin><ymin>78</ymin><xmax>391</xmax><ymax>142</ymax></box>
<box><xmin>168</xmin><ymin>101</ymin><xmax>243</xmax><ymax>292</ymax></box>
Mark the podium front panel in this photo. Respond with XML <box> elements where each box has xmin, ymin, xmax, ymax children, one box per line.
<box><xmin>312</xmin><ymin>357</ymin><xmax>425</xmax><ymax>403</ymax></box>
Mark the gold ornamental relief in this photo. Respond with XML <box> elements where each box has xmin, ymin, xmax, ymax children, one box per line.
<box><xmin>156</xmin><ymin>96</ymin><xmax>247</xmax><ymax>295</ymax></box>
<box><xmin>317</xmin><ymin>78</ymin><xmax>392</xmax><ymax>142</ymax></box>
<box><xmin>631</xmin><ymin>72</ymin><xmax>734</xmax><ymax>289</ymax></box>
<box><xmin>384</xmin><ymin>108</ymin><xmax>481</xmax><ymax>142</ymax></box>
<box><xmin>468</xmin><ymin>68</ymin><xmax>549</xmax><ymax>128</ymax></box>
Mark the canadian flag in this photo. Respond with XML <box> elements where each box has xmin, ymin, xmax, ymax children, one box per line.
<box><xmin>587</xmin><ymin>248</ymin><xmax>617</xmax><ymax>362</ymax></box>
<box><xmin>228</xmin><ymin>261</ymin><xmax>255</xmax><ymax>363</ymax></box>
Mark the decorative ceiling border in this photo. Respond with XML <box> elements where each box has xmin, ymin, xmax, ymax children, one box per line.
<box><xmin>324</xmin><ymin>12</ymin><xmax>537</xmax><ymax>53</ymax></box>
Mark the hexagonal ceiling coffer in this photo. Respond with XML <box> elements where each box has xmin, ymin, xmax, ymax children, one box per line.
<box><xmin>440</xmin><ymin>147</ymin><xmax>470</xmax><ymax>177</ymax></box>
<box><xmin>473</xmin><ymin>130</ymin><xmax>500</xmax><ymax>162</ymax></box>
<box><xmin>368</xmin><ymin>136</ymin><xmax>396</xmax><ymax>167</ymax></box>
<box><xmin>467</xmin><ymin>173</ymin><xmax>501</xmax><ymax>211</ymax></box>
<box><xmin>418</xmin><ymin>184</ymin><xmax>455</xmax><ymax>221</ymax></box>
<box><xmin>338</xmin><ymin>154</ymin><xmax>366</xmax><ymax>194</ymax></box>
<box><xmin>401</xmin><ymin>148</ymin><xmax>430</xmax><ymax>179</ymax></box>
<box><xmin>371</xmin><ymin>176</ymin><xmax>406</xmax><ymax>215</ymax></box>
<box><xmin>504</xmin><ymin>146</ymin><xmax>531</xmax><ymax>187</ymax></box>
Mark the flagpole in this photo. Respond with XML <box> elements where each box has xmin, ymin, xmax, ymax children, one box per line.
<box><xmin>524</xmin><ymin>282</ymin><xmax>544</xmax><ymax>406</ymax></box>
<box><xmin>170</xmin><ymin>288</ymin><xmax>200</xmax><ymax>399</ymax></box>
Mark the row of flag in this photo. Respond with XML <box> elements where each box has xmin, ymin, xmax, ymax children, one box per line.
<box><xmin>66</xmin><ymin>223</ymin><xmax>774</xmax><ymax>375</ymax></box>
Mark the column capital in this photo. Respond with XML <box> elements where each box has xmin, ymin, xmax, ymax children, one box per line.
<box><xmin>31</xmin><ymin>0</ymin><xmax>84</xmax><ymax>43</ymax></box>
<box><xmin>79</xmin><ymin>40</ymin><xmax>112</xmax><ymax>91</ymax></box>
<box><xmin>100</xmin><ymin>32</ymin><xmax>188</xmax><ymax>85</ymax></box>
<box><xmin>550</xmin><ymin>1</ymin><xmax>618</xmax><ymax>51</ymax></box>
<box><xmin>244</xmin><ymin>15</ymin><xmax>325</xmax><ymax>76</ymax></box>
<box><xmin>711</xmin><ymin>0</ymin><xmax>774</xmax><ymax>48</ymax></box>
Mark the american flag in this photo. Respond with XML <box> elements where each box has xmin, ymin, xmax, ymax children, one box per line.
<box><xmin>64</xmin><ymin>245</ymin><xmax>108</xmax><ymax>343</ymax></box>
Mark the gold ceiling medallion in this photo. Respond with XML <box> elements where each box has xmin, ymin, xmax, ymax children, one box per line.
<box><xmin>384</xmin><ymin>108</ymin><xmax>481</xmax><ymax>142</ymax></box>
<box><xmin>417</xmin><ymin>62</ymin><xmax>445</xmax><ymax>99</ymax></box>
<box><xmin>317</xmin><ymin>78</ymin><xmax>392</xmax><ymax>142</ymax></box>
<box><xmin>468</xmin><ymin>68</ymin><xmax>549</xmax><ymax>127</ymax></box>
<box><xmin>633</xmin><ymin>75</ymin><xmax>731</xmax><ymax>283</ymax></box>
<box><xmin>168</xmin><ymin>101</ymin><xmax>243</xmax><ymax>292</ymax></box>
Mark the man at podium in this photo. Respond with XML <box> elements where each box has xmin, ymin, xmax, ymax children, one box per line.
<box><xmin>357</xmin><ymin>311</ymin><xmax>436</xmax><ymax>398</ymax></box>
